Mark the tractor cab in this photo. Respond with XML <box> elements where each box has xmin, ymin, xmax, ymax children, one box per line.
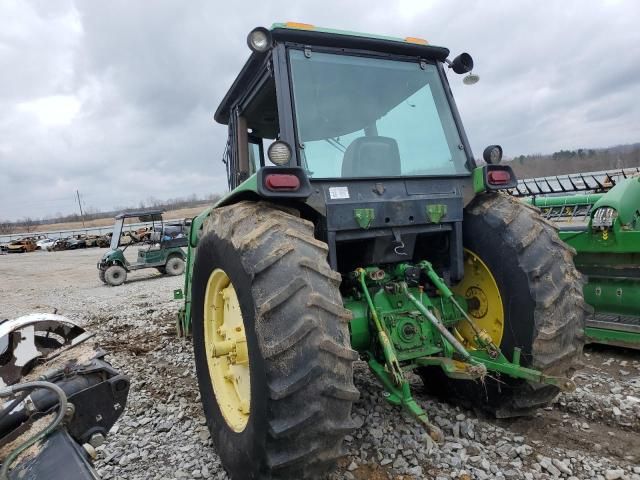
<box><xmin>213</xmin><ymin>23</ymin><xmax>516</xmax><ymax>277</ymax></box>
<box><xmin>98</xmin><ymin>210</ymin><xmax>187</xmax><ymax>286</ymax></box>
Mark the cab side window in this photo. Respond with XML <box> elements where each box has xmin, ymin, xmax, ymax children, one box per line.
<box><xmin>248</xmin><ymin>136</ymin><xmax>264</xmax><ymax>174</ymax></box>
<box><xmin>229</xmin><ymin>76</ymin><xmax>279</xmax><ymax>188</ymax></box>
<box><xmin>242</xmin><ymin>77</ymin><xmax>279</xmax><ymax>171</ymax></box>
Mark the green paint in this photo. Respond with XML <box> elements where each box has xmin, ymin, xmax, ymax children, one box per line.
<box><xmin>354</xmin><ymin>208</ymin><xmax>375</xmax><ymax>229</ymax></box>
<box><xmin>356</xmin><ymin>269</ymin><xmax>404</xmax><ymax>385</ymax></box>
<box><xmin>353</xmin><ymin>267</ymin><xmax>443</xmax><ymax>435</ymax></box>
<box><xmin>530</xmin><ymin>193</ymin><xmax>604</xmax><ymax>208</ymax></box>
<box><xmin>99</xmin><ymin>245</ymin><xmax>185</xmax><ymax>272</ymax></box>
<box><xmin>345</xmin><ymin>260</ymin><xmax>575</xmax><ymax>431</ymax></box>
<box><xmin>100</xmin><ymin>248</ymin><xmax>126</xmax><ymax>267</ymax></box>
<box><xmin>367</xmin><ymin>357</ymin><xmax>437</xmax><ymax>435</ymax></box>
<box><xmin>418</xmin><ymin>260</ymin><xmax>451</xmax><ymax>297</ymax></box>
<box><xmin>189</xmin><ymin>207</ymin><xmax>214</xmax><ymax>248</ymax></box>
<box><xmin>524</xmin><ymin>175</ymin><xmax>640</xmax><ymax>348</ymax></box>
<box><xmin>512</xmin><ymin>347</ymin><xmax>521</xmax><ymax>366</ymax></box>
<box><xmin>472</xmin><ymin>166</ymin><xmax>486</xmax><ymax>193</ymax></box>
<box><xmin>593</xmin><ymin>176</ymin><xmax>640</xmax><ymax>226</ymax></box>
<box><xmin>343</xmin><ymin>299</ymin><xmax>369</xmax><ymax>350</ymax></box>
<box><xmin>426</xmin><ymin>204</ymin><xmax>447</xmax><ymax>223</ymax></box>
<box><xmin>214</xmin><ymin>174</ymin><xmax>259</xmax><ymax>208</ymax></box>
<box><xmin>178</xmin><ymin>207</ymin><xmax>214</xmax><ymax>336</ymax></box>
<box><xmin>414</xmin><ymin>351</ymin><xmax>575</xmax><ymax>391</ymax></box>
<box><xmin>545</xmin><ymin>177</ymin><xmax>640</xmax><ymax>255</ymax></box>
<box><xmin>585</xmin><ymin>326</ymin><xmax>640</xmax><ymax>349</ymax></box>
<box><xmin>583</xmin><ymin>277</ymin><xmax>640</xmax><ymax>317</ymax></box>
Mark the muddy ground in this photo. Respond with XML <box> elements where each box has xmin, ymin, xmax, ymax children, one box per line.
<box><xmin>1</xmin><ymin>248</ymin><xmax>638</xmax><ymax>479</ymax></box>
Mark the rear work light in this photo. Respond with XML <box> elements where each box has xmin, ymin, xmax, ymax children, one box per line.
<box><xmin>265</xmin><ymin>174</ymin><xmax>300</xmax><ymax>191</ymax></box>
<box><xmin>487</xmin><ymin>170</ymin><xmax>511</xmax><ymax>185</ymax></box>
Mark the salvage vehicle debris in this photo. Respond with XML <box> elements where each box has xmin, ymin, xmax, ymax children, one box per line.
<box><xmin>35</xmin><ymin>238</ymin><xmax>55</xmax><ymax>250</ymax></box>
<box><xmin>6</xmin><ymin>238</ymin><xmax>37</xmax><ymax>254</ymax></box>
<box><xmin>0</xmin><ymin>313</ymin><xmax>129</xmax><ymax>479</ymax></box>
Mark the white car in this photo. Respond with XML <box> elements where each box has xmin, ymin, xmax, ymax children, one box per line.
<box><xmin>36</xmin><ymin>238</ymin><xmax>56</xmax><ymax>250</ymax></box>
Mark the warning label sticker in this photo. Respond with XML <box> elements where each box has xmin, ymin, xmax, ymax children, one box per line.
<box><xmin>328</xmin><ymin>186</ymin><xmax>350</xmax><ymax>200</ymax></box>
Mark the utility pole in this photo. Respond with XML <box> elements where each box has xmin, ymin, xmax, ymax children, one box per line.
<box><xmin>76</xmin><ymin>190</ymin><xmax>86</xmax><ymax>228</ymax></box>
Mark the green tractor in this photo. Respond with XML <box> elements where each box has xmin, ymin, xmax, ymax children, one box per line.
<box><xmin>98</xmin><ymin>210</ymin><xmax>187</xmax><ymax>286</ymax></box>
<box><xmin>177</xmin><ymin>23</ymin><xmax>587</xmax><ymax>479</ymax></box>
<box><xmin>510</xmin><ymin>168</ymin><xmax>640</xmax><ymax>349</ymax></box>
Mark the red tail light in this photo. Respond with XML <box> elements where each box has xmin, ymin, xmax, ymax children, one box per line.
<box><xmin>487</xmin><ymin>170</ymin><xmax>511</xmax><ymax>185</ymax></box>
<box><xmin>265</xmin><ymin>174</ymin><xmax>300</xmax><ymax>191</ymax></box>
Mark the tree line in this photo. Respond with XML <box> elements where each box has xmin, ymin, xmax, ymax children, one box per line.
<box><xmin>506</xmin><ymin>143</ymin><xmax>640</xmax><ymax>179</ymax></box>
<box><xmin>0</xmin><ymin>193</ymin><xmax>221</xmax><ymax>234</ymax></box>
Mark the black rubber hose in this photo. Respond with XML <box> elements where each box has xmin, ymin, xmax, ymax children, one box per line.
<box><xmin>0</xmin><ymin>381</ymin><xmax>68</xmax><ymax>480</ymax></box>
<box><xmin>0</xmin><ymin>374</ymin><xmax>101</xmax><ymax>434</ymax></box>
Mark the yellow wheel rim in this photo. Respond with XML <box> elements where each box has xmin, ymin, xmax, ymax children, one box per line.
<box><xmin>203</xmin><ymin>268</ymin><xmax>251</xmax><ymax>432</ymax></box>
<box><xmin>451</xmin><ymin>249</ymin><xmax>504</xmax><ymax>349</ymax></box>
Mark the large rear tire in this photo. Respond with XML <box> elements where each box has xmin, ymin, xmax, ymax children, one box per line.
<box><xmin>192</xmin><ymin>201</ymin><xmax>358</xmax><ymax>479</ymax></box>
<box><xmin>420</xmin><ymin>193</ymin><xmax>587</xmax><ymax>417</ymax></box>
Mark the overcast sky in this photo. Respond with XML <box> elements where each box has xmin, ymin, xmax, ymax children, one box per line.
<box><xmin>1</xmin><ymin>0</ymin><xmax>639</xmax><ymax>221</ymax></box>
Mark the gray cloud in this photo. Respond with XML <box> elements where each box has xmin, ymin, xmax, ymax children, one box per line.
<box><xmin>1</xmin><ymin>0</ymin><xmax>639</xmax><ymax>220</ymax></box>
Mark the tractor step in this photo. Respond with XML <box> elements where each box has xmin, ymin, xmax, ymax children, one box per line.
<box><xmin>589</xmin><ymin>313</ymin><xmax>640</xmax><ymax>334</ymax></box>
<box><xmin>586</xmin><ymin>313</ymin><xmax>640</xmax><ymax>349</ymax></box>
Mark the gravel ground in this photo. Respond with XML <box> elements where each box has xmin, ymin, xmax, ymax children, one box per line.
<box><xmin>2</xmin><ymin>249</ymin><xmax>639</xmax><ymax>480</ymax></box>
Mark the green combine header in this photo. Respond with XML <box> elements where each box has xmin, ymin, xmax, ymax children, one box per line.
<box><xmin>510</xmin><ymin>167</ymin><xmax>640</xmax><ymax>349</ymax></box>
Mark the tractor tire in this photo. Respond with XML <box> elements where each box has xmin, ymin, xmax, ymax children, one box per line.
<box><xmin>419</xmin><ymin>193</ymin><xmax>588</xmax><ymax>418</ymax></box>
<box><xmin>98</xmin><ymin>269</ymin><xmax>107</xmax><ymax>284</ymax></box>
<box><xmin>104</xmin><ymin>265</ymin><xmax>127</xmax><ymax>286</ymax></box>
<box><xmin>192</xmin><ymin>201</ymin><xmax>358</xmax><ymax>480</ymax></box>
<box><xmin>165</xmin><ymin>256</ymin><xmax>185</xmax><ymax>276</ymax></box>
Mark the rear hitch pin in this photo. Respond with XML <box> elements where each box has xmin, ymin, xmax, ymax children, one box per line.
<box><xmin>392</xmin><ymin>229</ymin><xmax>407</xmax><ymax>256</ymax></box>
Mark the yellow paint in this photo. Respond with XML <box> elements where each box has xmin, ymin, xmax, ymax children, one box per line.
<box><xmin>451</xmin><ymin>249</ymin><xmax>505</xmax><ymax>349</ymax></box>
<box><xmin>285</xmin><ymin>22</ymin><xmax>315</xmax><ymax>30</ymax></box>
<box><xmin>203</xmin><ymin>269</ymin><xmax>251</xmax><ymax>432</ymax></box>
<box><xmin>404</xmin><ymin>36</ymin><xmax>429</xmax><ymax>45</ymax></box>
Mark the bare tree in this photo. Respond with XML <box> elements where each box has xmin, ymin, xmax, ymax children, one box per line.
<box><xmin>22</xmin><ymin>217</ymin><xmax>34</xmax><ymax>233</ymax></box>
<box><xmin>0</xmin><ymin>221</ymin><xmax>13</xmax><ymax>234</ymax></box>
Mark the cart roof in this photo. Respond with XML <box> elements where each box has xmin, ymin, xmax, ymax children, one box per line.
<box><xmin>115</xmin><ymin>209</ymin><xmax>164</xmax><ymax>220</ymax></box>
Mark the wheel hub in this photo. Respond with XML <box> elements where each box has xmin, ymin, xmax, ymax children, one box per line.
<box><xmin>203</xmin><ymin>269</ymin><xmax>251</xmax><ymax>432</ymax></box>
<box><xmin>451</xmin><ymin>249</ymin><xmax>504</xmax><ymax>349</ymax></box>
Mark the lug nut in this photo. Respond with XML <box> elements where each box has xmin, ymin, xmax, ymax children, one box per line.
<box><xmin>89</xmin><ymin>432</ymin><xmax>106</xmax><ymax>448</ymax></box>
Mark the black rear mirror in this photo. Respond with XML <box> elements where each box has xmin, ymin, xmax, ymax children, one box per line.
<box><xmin>450</xmin><ymin>53</ymin><xmax>474</xmax><ymax>74</ymax></box>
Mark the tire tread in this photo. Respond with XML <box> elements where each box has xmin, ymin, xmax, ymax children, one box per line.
<box><xmin>200</xmin><ymin>201</ymin><xmax>357</xmax><ymax>479</ymax></box>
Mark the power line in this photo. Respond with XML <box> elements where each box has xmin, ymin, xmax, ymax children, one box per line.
<box><xmin>76</xmin><ymin>190</ymin><xmax>86</xmax><ymax>228</ymax></box>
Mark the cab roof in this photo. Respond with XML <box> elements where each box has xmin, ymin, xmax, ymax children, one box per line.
<box><xmin>214</xmin><ymin>23</ymin><xmax>450</xmax><ymax>125</ymax></box>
